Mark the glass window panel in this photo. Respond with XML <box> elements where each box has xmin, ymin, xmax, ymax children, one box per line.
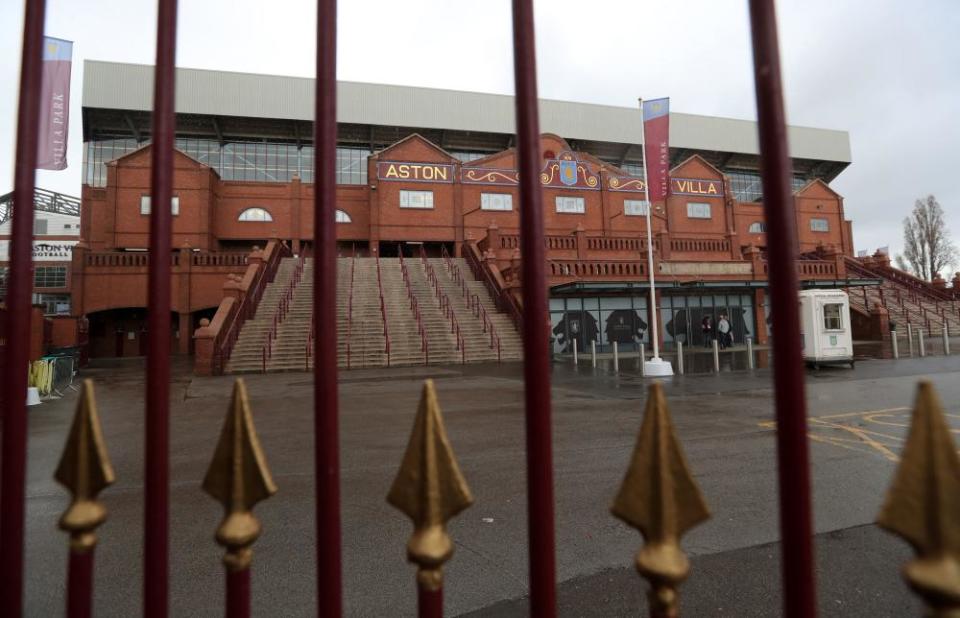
<box><xmin>620</xmin><ymin>163</ymin><xmax>644</xmax><ymax>177</ymax></box>
<box><xmin>823</xmin><ymin>303</ymin><xmax>843</xmax><ymax>330</ymax></box>
<box><xmin>686</xmin><ymin>202</ymin><xmax>712</xmax><ymax>219</ymax></box>
<box><xmin>399</xmin><ymin>190</ymin><xmax>434</xmax><ymax>209</ymax></box>
<box><xmin>810</xmin><ymin>218</ymin><xmax>829</xmax><ymax>232</ymax></box>
<box><xmin>481</xmin><ymin>193</ymin><xmax>513</xmax><ymax>211</ymax></box>
<box><xmin>238</xmin><ymin>207</ymin><xmax>273</xmax><ymax>222</ymax></box>
<box><xmin>624</xmin><ymin>199</ymin><xmax>650</xmax><ymax>216</ymax></box>
<box><xmin>555</xmin><ymin>196</ymin><xmax>585</xmax><ymax>213</ymax></box>
<box><xmin>34</xmin><ymin>266</ymin><xmax>67</xmax><ymax>288</ymax></box>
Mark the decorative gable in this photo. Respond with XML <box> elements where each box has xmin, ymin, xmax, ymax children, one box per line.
<box><xmin>794</xmin><ymin>178</ymin><xmax>841</xmax><ymax>200</ymax></box>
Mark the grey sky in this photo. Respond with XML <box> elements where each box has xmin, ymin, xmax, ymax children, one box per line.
<box><xmin>2</xmin><ymin>0</ymin><xmax>959</xmax><ymax>263</ymax></box>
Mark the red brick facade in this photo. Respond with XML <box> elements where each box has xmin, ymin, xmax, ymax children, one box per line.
<box><xmin>69</xmin><ymin>133</ymin><xmax>856</xmax><ymax>357</ymax></box>
<box><xmin>81</xmin><ymin>134</ymin><xmax>853</xmax><ymax>259</ymax></box>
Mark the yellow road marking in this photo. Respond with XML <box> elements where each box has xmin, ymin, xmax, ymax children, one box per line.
<box><xmin>759</xmin><ymin>408</ymin><xmax>960</xmax><ymax>462</ymax></box>
<box><xmin>817</xmin><ymin>406</ymin><xmax>909</xmax><ymax>420</ymax></box>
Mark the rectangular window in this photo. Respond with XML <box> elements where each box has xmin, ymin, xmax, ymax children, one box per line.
<box><xmin>33</xmin><ymin>293</ymin><xmax>71</xmax><ymax>315</ymax></box>
<box><xmin>810</xmin><ymin>218</ymin><xmax>829</xmax><ymax>232</ymax></box>
<box><xmin>481</xmin><ymin>193</ymin><xmax>513</xmax><ymax>211</ymax></box>
<box><xmin>823</xmin><ymin>303</ymin><xmax>843</xmax><ymax>330</ymax></box>
<box><xmin>33</xmin><ymin>219</ymin><xmax>48</xmax><ymax>235</ymax></box>
<box><xmin>620</xmin><ymin>163</ymin><xmax>644</xmax><ymax>178</ymax></box>
<box><xmin>399</xmin><ymin>190</ymin><xmax>434</xmax><ymax>209</ymax></box>
<box><xmin>34</xmin><ymin>265</ymin><xmax>67</xmax><ymax>288</ymax></box>
<box><xmin>623</xmin><ymin>199</ymin><xmax>650</xmax><ymax>216</ymax></box>
<box><xmin>686</xmin><ymin>202</ymin><xmax>712</xmax><ymax>219</ymax></box>
<box><xmin>555</xmin><ymin>196</ymin><xmax>585</xmax><ymax>214</ymax></box>
<box><xmin>140</xmin><ymin>196</ymin><xmax>180</xmax><ymax>216</ymax></box>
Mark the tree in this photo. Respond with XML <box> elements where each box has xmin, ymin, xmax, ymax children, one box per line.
<box><xmin>894</xmin><ymin>195</ymin><xmax>957</xmax><ymax>281</ymax></box>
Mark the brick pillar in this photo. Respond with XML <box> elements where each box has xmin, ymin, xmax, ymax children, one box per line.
<box><xmin>224</xmin><ymin>274</ymin><xmax>244</xmax><ymax>303</ymax></box>
<box><xmin>193</xmin><ymin>318</ymin><xmax>214</xmax><ymax>376</ymax></box>
<box><xmin>29</xmin><ymin>305</ymin><xmax>46</xmax><ymax>361</ymax></box>
<box><xmin>574</xmin><ymin>224</ymin><xmax>587</xmax><ymax>260</ymax></box>
<box><xmin>657</xmin><ymin>230</ymin><xmax>671</xmax><ymax>260</ymax></box>
<box><xmin>178</xmin><ymin>311</ymin><xmax>191</xmax><ymax>354</ymax></box>
<box><xmin>870</xmin><ymin>305</ymin><xmax>891</xmax><ymax>339</ymax></box>
<box><xmin>177</xmin><ymin>243</ymin><xmax>193</xmax><ymax>354</ymax></box>
<box><xmin>70</xmin><ymin>241</ymin><xmax>89</xmax><ymax>317</ymax></box>
<box><xmin>249</xmin><ymin>245</ymin><xmax>264</xmax><ymax>269</ymax></box>
<box><xmin>743</xmin><ymin>244</ymin><xmax>764</xmax><ymax>281</ymax></box>
<box><xmin>453</xmin><ymin>165</ymin><xmax>464</xmax><ymax>256</ymax></box>
<box><xmin>486</xmin><ymin>223</ymin><xmax>501</xmax><ymax>259</ymax></box>
<box><xmin>753</xmin><ymin>288</ymin><xmax>768</xmax><ymax>345</ymax></box>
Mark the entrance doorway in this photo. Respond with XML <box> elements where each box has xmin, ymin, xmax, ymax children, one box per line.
<box><xmin>380</xmin><ymin>241</ymin><xmax>452</xmax><ymax>258</ymax></box>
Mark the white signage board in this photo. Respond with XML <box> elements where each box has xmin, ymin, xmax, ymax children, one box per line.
<box><xmin>0</xmin><ymin>240</ymin><xmax>77</xmax><ymax>262</ymax></box>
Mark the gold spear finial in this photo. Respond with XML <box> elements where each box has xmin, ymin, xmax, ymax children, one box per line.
<box><xmin>202</xmin><ymin>378</ymin><xmax>277</xmax><ymax>571</ymax></box>
<box><xmin>54</xmin><ymin>379</ymin><xmax>116</xmax><ymax>553</ymax></box>
<box><xmin>876</xmin><ymin>381</ymin><xmax>960</xmax><ymax>615</ymax></box>
<box><xmin>387</xmin><ymin>379</ymin><xmax>474</xmax><ymax>591</ymax></box>
<box><xmin>611</xmin><ymin>383</ymin><xmax>710</xmax><ymax>618</ymax></box>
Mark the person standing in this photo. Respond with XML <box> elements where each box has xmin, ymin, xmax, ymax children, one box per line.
<box><xmin>718</xmin><ymin>313</ymin><xmax>731</xmax><ymax>350</ymax></box>
<box><xmin>701</xmin><ymin>315</ymin><xmax>713</xmax><ymax>348</ymax></box>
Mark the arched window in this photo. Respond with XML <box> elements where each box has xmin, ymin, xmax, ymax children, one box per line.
<box><xmin>748</xmin><ymin>221</ymin><xmax>766</xmax><ymax>233</ymax></box>
<box><xmin>335</xmin><ymin>209</ymin><xmax>352</xmax><ymax>223</ymax></box>
<box><xmin>238</xmin><ymin>207</ymin><xmax>273</xmax><ymax>222</ymax></box>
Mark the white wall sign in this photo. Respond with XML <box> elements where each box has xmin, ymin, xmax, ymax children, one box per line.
<box><xmin>0</xmin><ymin>240</ymin><xmax>77</xmax><ymax>262</ymax></box>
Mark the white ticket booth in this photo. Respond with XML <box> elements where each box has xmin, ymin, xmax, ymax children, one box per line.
<box><xmin>799</xmin><ymin>289</ymin><xmax>854</xmax><ymax>368</ymax></box>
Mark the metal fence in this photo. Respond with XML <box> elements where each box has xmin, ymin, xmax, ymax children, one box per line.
<box><xmin>5</xmin><ymin>2</ymin><xmax>949</xmax><ymax>618</ymax></box>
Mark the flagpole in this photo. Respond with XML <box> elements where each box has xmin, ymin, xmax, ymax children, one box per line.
<box><xmin>638</xmin><ymin>97</ymin><xmax>673</xmax><ymax>376</ymax></box>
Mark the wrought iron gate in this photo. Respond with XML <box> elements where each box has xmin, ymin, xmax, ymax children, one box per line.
<box><xmin>2</xmin><ymin>1</ymin><xmax>955</xmax><ymax>617</ymax></box>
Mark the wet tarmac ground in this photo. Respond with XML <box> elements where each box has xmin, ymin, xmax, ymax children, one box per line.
<box><xmin>18</xmin><ymin>353</ymin><xmax>960</xmax><ymax>616</ymax></box>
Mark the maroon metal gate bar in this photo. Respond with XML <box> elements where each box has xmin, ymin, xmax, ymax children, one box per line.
<box><xmin>144</xmin><ymin>1</ymin><xmax>178</xmax><ymax>615</ymax></box>
<box><xmin>0</xmin><ymin>1</ymin><xmax>823</xmax><ymax>616</ymax></box>
<box><xmin>314</xmin><ymin>0</ymin><xmax>344</xmax><ymax>614</ymax></box>
<box><xmin>747</xmin><ymin>1</ymin><xmax>817</xmax><ymax>615</ymax></box>
<box><xmin>511</xmin><ymin>1</ymin><xmax>559</xmax><ymax>614</ymax></box>
<box><xmin>0</xmin><ymin>1</ymin><xmax>47</xmax><ymax>613</ymax></box>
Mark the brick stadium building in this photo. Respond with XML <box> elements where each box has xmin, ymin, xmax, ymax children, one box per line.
<box><xmin>25</xmin><ymin>60</ymin><xmax>945</xmax><ymax>368</ymax></box>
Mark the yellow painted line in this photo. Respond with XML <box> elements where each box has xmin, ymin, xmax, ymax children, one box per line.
<box><xmin>816</xmin><ymin>406</ymin><xmax>910</xmax><ymax>420</ymax></box>
<box><xmin>808</xmin><ymin>419</ymin><xmax>900</xmax><ymax>461</ymax></box>
<box><xmin>759</xmin><ymin>407</ymin><xmax>960</xmax><ymax>462</ymax></box>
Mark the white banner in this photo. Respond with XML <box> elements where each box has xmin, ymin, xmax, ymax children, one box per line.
<box><xmin>0</xmin><ymin>240</ymin><xmax>76</xmax><ymax>262</ymax></box>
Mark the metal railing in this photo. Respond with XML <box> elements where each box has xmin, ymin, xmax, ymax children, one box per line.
<box><xmin>214</xmin><ymin>241</ymin><xmax>289</xmax><ymax>374</ymax></box>
<box><xmin>422</xmin><ymin>246</ymin><xmax>465</xmax><ymax>363</ymax></box>
<box><xmin>399</xmin><ymin>249</ymin><xmax>429</xmax><ymax>365</ymax></box>
<box><xmin>462</xmin><ymin>240</ymin><xmax>523</xmax><ymax>333</ymax></box>
<box><xmin>375</xmin><ymin>254</ymin><xmax>391</xmax><ymax>367</ymax></box>
<box><xmin>346</xmin><ymin>251</ymin><xmax>356</xmax><ymax>368</ymax></box>
<box><xmin>261</xmin><ymin>255</ymin><xmax>304</xmax><ymax>372</ymax></box>
<box><xmin>438</xmin><ymin>245</ymin><xmax>501</xmax><ymax>362</ymax></box>
<box><xmin>0</xmin><ymin>2</ymin><xmax>857</xmax><ymax>617</ymax></box>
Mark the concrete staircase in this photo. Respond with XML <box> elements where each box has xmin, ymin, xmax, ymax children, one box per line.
<box><xmin>226</xmin><ymin>255</ymin><xmax>523</xmax><ymax>373</ymax></box>
<box><xmin>225</xmin><ymin>260</ymin><xmax>297</xmax><ymax>373</ymax></box>
<box><xmin>426</xmin><ymin>257</ymin><xmax>523</xmax><ymax>362</ymax></box>
<box><xmin>844</xmin><ymin>259</ymin><xmax>960</xmax><ymax>337</ymax></box>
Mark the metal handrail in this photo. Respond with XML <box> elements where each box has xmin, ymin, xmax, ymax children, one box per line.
<box><xmin>216</xmin><ymin>241</ymin><xmax>289</xmax><ymax>372</ymax></box>
<box><xmin>260</xmin><ymin>257</ymin><xmax>304</xmax><ymax>372</ymax></box>
<box><xmin>376</xmin><ymin>254</ymin><xmax>390</xmax><ymax>366</ymax></box>
<box><xmin>399</xmin><ymin>249</ymin><xmax>429</xmax><ymax>365</ymax></box>
<box><xmin>346</xmin><ymin>252</ymin><xmax>356</xmax><ymax>369</ymax></box>
<box><xmin>436</xmin><ymin>253</ymin><xmax>502</xmax><ymax>358</ymax></box>
<box><xmin>421</xmin><ymin>256</ymin><xmax>466</xmax><ymax>363</ymax></box>
<box><xmin>462</xmin><ymin>240</ymin><xmax>522</xmax><ymax>332</ymax></box>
